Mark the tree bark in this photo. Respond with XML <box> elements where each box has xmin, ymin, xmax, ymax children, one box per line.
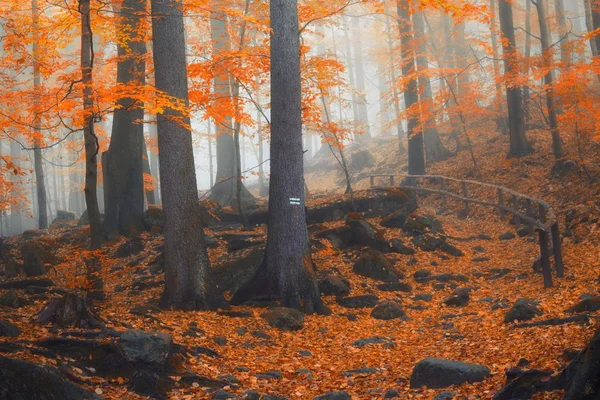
<box><xmin>533</xmin><ymin>0</ymin><xmax>564</xmax><ymax>159</ymax></box>
<box><xmin>397</xmin><ymin>0</ymin><xmax>425</xmax><ymax>175</ymax></box>
<box><xmin>554</xmin><ymin>0</ymin><xmax>571</xmax><ymax>66</ymax></box>
<box><xmin>32</xmin><ymin>0</ymin><xmax>48</xmax><ymax>230</ymax></box>
<box><xmin>499</xmin><ymin>0</ymin><xmax>533</xmax><ymax>158</ymax></box>
<box><xmin>413</xmin><ymin>8</ymin><xmax>451</xmax><ymax>163</ymax></box>
<box><xmin>10</xmin><ymin>139</ymin><xmax>22</xmax><ymax>235</ymax></box>
<box><xmin>351</xmin><ymin>17</ymin><xmax>371</xmax><ymax>142</ymax></box>
<box><xmin>585</xmin><ymin>0</ymin><xmax>599</xmax><ymax>57</ymax></box>
<box><xmin>103</xmin><ymin>0</ymin><xmax>147</xmax><ymax>238</ymax></box>
<box><xmin>490</xmin><ymin>0</ymin><xmax>507</xmax><ymax>135</ymax></box>
<box><xmin>232</xmin><ymin>0</ymin><xmax>325</xmax><ymax>314</ymax></box>
<box><xmin>151</xmin><ymin>0</ymin><xmax>226</xmax><ymax>310</ymax></box>
<box><xmin>342</xmin><ymin>16</ymin><xmax>361</xmax><ymax>141</ymax></box>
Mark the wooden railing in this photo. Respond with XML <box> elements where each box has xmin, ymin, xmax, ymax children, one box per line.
<box><xmin>369</xmin><ymin>174</ymin><xmax>564</xmax><ymax>288</ymax></box>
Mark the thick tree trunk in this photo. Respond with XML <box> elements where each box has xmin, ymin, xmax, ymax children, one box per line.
<box><xmin>413</xmin><ymin>8</ymin><xmax>451</xmax><ymax>164</ymax></box>
<box><xmin>32</xmin><ymin>0</ymin><xmax>47</xmax><ymax>230</ymax></box>
<box><xmin>147</xmin><ymin>117</ymin><xmax>160</xmax><ymax>204</ymax></box>
<box><xmin>534</xmin><ymin>0</ymin><xmax>564</xmax><ymax>159</ymax></box>
<box><xmin>103</xmin><ymin>0</ymin><xmax>147</xmax><ymax>238</ymax></box>
<box><xmin>499</xmin><ymin>0</ymin><xmax>532</xmax><ymax>157</ymax></box>
<box><xmin>342</xmin><ymin>16</ymin><xmax>361</xmax><ymax>140</ymax></box>
<box><xmin>585</xmin><ymin>0</ymin><xmax>599</xmax><ymax>57</ymax></box>
<box><xmin>151</xmin><ymin>0</ymin><xmax>226</xmax><ymax>310</ymax></box>
<box><xmin>397</xmin><ymin>0</ymin><xmax>425</xmax><ymax>175</ymax></box>
<box><xmin>232</xmin><ymin>0</ymin><xmax>325</xmax><ymax>314</ymax></box>
<box><xmin>352</xmin><ymin>17</ymin><xmax>371</xmax><ymax>142</ymax></box>
<box><xmin>142</xmin><ymin>139</ymin><xmax>156</xmax><ymax>205</ymax></box>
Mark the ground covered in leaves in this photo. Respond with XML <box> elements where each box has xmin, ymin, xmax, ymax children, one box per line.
<box><xmin>1</xmin><ymin>132</ymin><xmax>599</xmax><ymax>399</ymax></box>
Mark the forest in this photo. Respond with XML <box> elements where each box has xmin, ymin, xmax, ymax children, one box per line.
<box><xmin>0</xmin><ymin>0</ymin><xmax>599</xmax><ymax>398</ymax></box>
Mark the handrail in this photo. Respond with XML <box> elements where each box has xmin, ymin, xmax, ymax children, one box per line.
<box><xmin>368</xmin><ymin>174</ymin><xmax>564</xmax><ymax>288</ymax></box>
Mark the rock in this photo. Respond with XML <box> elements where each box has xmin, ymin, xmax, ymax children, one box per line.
<box><xmin>371</xmin><ymin>301</ymin><xmax>406</xmax><ymax>320</ymax></box>
<box><xmin>440</xmin><ymin>242</ymin><xmax>464</xmax><ymax>257</ymax></box>
<box><xmin>389</xmin><ymin>239</ymin><xmax>416</xmax><ymax>255</ymax></box>
<box><xmin>205</xmin><ymin>235</ymin><xmax>219</xmax><ymax>248</ymax></box>
<box><xmin>315</xmin><ymin>226</ymin><xmax>351</xmax><ymax>249</ymax></box>
<box><xmin>214</xmin><ymin>247</ymin><xmax>263</xmax><ymax>293</ymax></box>
<box><xmin>565</xmin><ymin>296</ymin><xmax>600</xmax><ymax>313</ymax></box>
<box><xmin>0</xmin><ymin>289</ymin><xmax>21</xmax><ymax>308</ymax></box>
<box><xmin>410</xmin><ymin>357</ymin><xmax>491</xmax><ymax>389</ymax></box>
<box><xmin>78</xmin><ymin>210</ymin><xmax>89</xmax><ymax>225</ymax></box>
<box><xmin>517</xmin><ymin>226</ymin><xmax>532</xmax><ymax>237</ymax></box>
<box><xmin>346</xmin><ymin>215</ymin><xmax>389</xmax><ymax>251</ymax></box>
<box><xmin>297</xmin><ymin>350</ymin><xmax>313</xmax><ymax>357</ymax></box>
<box><xmin>473</xmin><ymin>245</ymin><xmax>486</xmax><ymax>253</ymax></box>
<box><xmin>414</xmin><ymin>269</ymin><xmax>431</xmax><ymax>280</ymax></box>
<box><xmin>213</xmin><ymin>389</ymin><xmax>236</xmax><ymax>399</ymax></box>
<box><xmin>353</xmin><ymin>249</ymin><xmax>401</xmax><ymax>282</ymax></box>
<box><xmin>0</xmin><ymin>320</ymin><xmax>20</xmax><ymax>337</ymax></box>
<box><xmin>296</xmin><ymin>368</ymin><xmax>313</xmax><ymax>380</ymax></box>
<box><xmin>218</xmin><ymin>374</ymin><xmax>240</xmax><ymax>385</ymax></box>
<box><xmin>22</xmin><ymin>229</ymin><xmax>43</xmax><ymax>239</ymax></box>
<box><xmin>51</xmin><ymin>210</ymin><xmax>77</xmax><ymax>225</ymax></box>
<box><xmin>256</xmin><ymin>370</ymin><xmax>282</xmax><ymax>380</ymax></box>
<box><xmin>412</xmin><ymin>234</ymin><xmax>445</xmax><ymax>252</ymax></box>
<box><xmin>313</xmin><ymin>392</ymin><xmax>351</xmax><ymax>400</ymax></box>
<box><xmin>351</xmin><ymin>336</ymin><xmax>393</xmax><ymax>348</ymax></box>
<box><xmin>217</xmin><ymin>310</ymin><xmax>253</xmax><ymax>318</ymax></box>
<box><xmin>560</xmin><ymin>327</ymin><xmax>600</xmax><ymax>399</ymax></box>
<box><xmin>129</xmin><ymin>370</ymin><xmax>170</xmax><ymax>398</ymax></box>
<box><xmin>377</xmin><ymin>282</ymin><xmax>412</xmax><ymax>292</ymax></box>
<box><xmin>0</xmin><ymin>355</ymin><xmax>102</xmax><ymax>400</ymax></box>
<box><xmin>114</xmin><ymin>237</ymin><xmax>144</xmax><ymax>258</ymax></box>
<box><xmin>337</xmin><ymin>294</ymin><xmax>379</xmax><ymax>308</ymax></box>
<box><xmin>380</xmin><ymin>210</ymin><xmax>409</xmax><ymax>229</ymax></box>
<box><xmin>120</xmin><ymin>329</ymin><xmax>173</xmax><ymax>366</ymax></box>
<box><xmin>487</xmin><ymin>268</ymin><xmax>512</xmax><ymax>280</ymax></box>
<box><xmin>213</xmin><ymin>335</ymin><xmax>228</xmax><ymax>346</ymax></box>
<box><xmin>383</xmin><ymin>389</ymin><xmax>399</xmax><ymax>398</ymax></box>
<box><xmin>413</xmin><ymin>294</ymin><xmax>433</xmax><ymax>302</ymax></box>
<box><xmin>143</xmin><ymin>206</ymin><xmax>164</xmax><ymax>229</ymax></box>
<box><xmin>261</xmin><ymin>307</ymin><xmax>304</xmax><ymax>331</ymax></box>
<box><xmin>21</xmin><ymin>241</ymin><xmax>53</xmax><ymax>276</ymax></box>
<box><xmin>433</xmin><ymin>391</ymin><xmax>456</xmax><ymax>400</ymax></box>
<box><xmin>260</xmin><ymin>395</ymin><xmax>288</xmax><ymax>400</ymax></box>
<box><xmin>403</xmin><ymin>214</ymin><xmax>443</xmax><ymax>236</ymax></box>
<box><xmin>443</xmin><ymin>288</ymin><xmax>470</xmax><ymax>307</ymax></box>
<box><xmin>344</xmin><ymin>367</ymin><xmax>378</xmax><ymax>377</ymax></box>
<box><xmin>319</xmin><ymin>275</ymin><xmax>351</xmax><ymax>297</ymax></box>
<box><xmin>499</xmin><ymin>232</ymin><xmax>515</xmax><ymax>240</ymax></box>
<box><xmin>242</xmin><ymin>390</ymin><xmax>261</xmax><ymax>400</ymax></box>
<box><xmin>417</xmin><ymin>273</ymin><xmax>469</xmax><ymax>284</ymax></box>
<box><xmin>504</xmin><ymin>299</ymin><xmax>543</xmax><ymax>323</ymax></box>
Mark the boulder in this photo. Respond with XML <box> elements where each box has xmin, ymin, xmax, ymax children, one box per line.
<box><xmin>0</xmin><ymin>355</ymin><xmax>102</xmax><ymax>400</ymax></box>
<box><xmin>213</xmin><ymin>246</ymin><xmax>263</xmax><ymax>293</ymax></box>
<box><xmin>319</xmin><ymin>275</ymin><xmax>351</xmax><ymax>297</ymax></box>
<box><xmin>129</xmin><ymin>370</ymin><xmax>171</xmax><ymax>398</ymax></box>
<box><xmin>314</xmin><ymin>226</ymin><xmax>351</xmax><ymax>249</ymax></box>
<box><xmin>565</xmin><ymin>295</ymin><xmax>600</xmax><ymax>313</ymax></box>
<box><xmin>380</xmin><ymin>210</ymin><xmax>409</xmax><ymax>229</ymax></box>
<box><xmin>337</xmin><ymin>294</ymin><xmax>379</xmax><ymax>309</ymax></box>
<box><xmin>443</xmin><ymin>288</ymin><xmax>470</xmax><ymax>307</ymax></box>
<box><xmin>313</xmin><ymin>392</ymin><xmax>351</xmax><ymax>400</ymax></box>
<box><xmin>51</xmin><ymin>210</ymin><xmax>77</xmax><ymax>224</ymax></box>
<box><xmin>143</xmin><ymin>206</ymin><xmax>164</xmax><ymax>230</ymax></box>
<box><xmin>114</xmin><ymin>237</ymin><xmax>144</xmax><ymax>258</ymax></box>
<box><xmin>377</xmin><ymin>282</ymin><xmax>412</xmax><ymax>292</ymax></box>
<box><xmin>403</xmin><ymin>214</ymin><xmax>444</xmax><ymax>236</ymax></box>
<box><xmin>120</xmin><ymin>329</ymin><xmax>173</xmax><ymax>366</ymax></box>
<box><xmin>20</xmin><ymin>241</ymin><xmax>53</xmax><ymax>277</ymax></box>
<box><xmin>353</xmin><ymin>249</ymin><xmax>401</xmax><ymax>282</ymax></box>
<box><xmin>0</xmin><ymin>320</ymin><xmax>20</xmax><ymax>337</ymax></box>
<box><xmin>561</xmin><ymin>328</ymin><xmax>600</xmax><ymax>399</ymax></box>
<box><xmin>499</xmin><ymin>232</ymin><xmax>515</xmax><ymax>240</ymax></box>
<box><xmin>346</xmin><ymin>215</ymin><xmax>389</xmax><ymax>251</ymax></box>
<box><xmin>351</xmin><ymin>336</ymin><xmax>394</xmax><ymax>348</ymax></box>
<box><xmin>440</xmin><ymin>242</ymin><xmax>464</xmax><ymax>257</ymax></box>
<box><xmin>412</xmin><ymin>234</ymin><xmax>445</xmax><ymax>252</ymax></box>
<box><xmin>389</xmin><ymin>239</ymin><xmax>416</xmax><ymax>255</ymax></box>
<box><xmin>504</xmin><ymin>299</ymin><xmax>543</xmax><ymax>323</ymax></box>
<box><xmin>0</xmin><ymin>289</ymin><xmax>21</xmax><ymax>308</ymax></box>
<box><xmin>371</xmin><ymin>301</ymin><xmax>406</xmax><ymax>320</ymax></box>
<box><xmin>410</xmin><ymin>357</ymin><xmax>491</xmax><ymax>389</ymax></box>
<box><xmin>261</xmin><ymin>307</ymin><xmax>304</xmax><ymax>331</ymax></box>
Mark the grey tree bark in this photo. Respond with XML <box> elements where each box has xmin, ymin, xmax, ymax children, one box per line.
<box><xmin>397</xmin><ymin>0</ymin><xmax>425</xmax><ymax>175</ymax></box>
<box><xmin>104</xmin><ymin>0</ymin><xmax>147</xmax><ymax>238</ymax></box>
<box><xmin>351</xmin><ymin>16</ymin><xmax>371</xmax><ymax>142</ymax></box>
<box><xmin>151</xmin><ymin>0</ymin><xmax>226</xmax><ymax>310</ymax></box>
<box><xmin>232</xmin><ymin>0</ymin><xmax>326</xmax><ymax>314</ymax></box>
<box><xmin>499</xmin><ymin>0</ymin><xmax>533</xmax><ymax>157</ymax></box>
<box><xmin>342</xmin><ymin>16</ymin><xmax>361</xmax><ymax>140</ymax></box>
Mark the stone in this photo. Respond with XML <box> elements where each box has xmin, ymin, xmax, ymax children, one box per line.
<box><xmin>0</xmin><ymin>355</ymin><xmax>101</xmax><ymax>400</ymax></box>
<box><xmin>403</xmin><ymin>214</ymin><xmax>444</xmax><ymax>236</ymax></box>
<box><xmin>440</xmin><ymin>242</ymin><xmax>464</xmax><ymax>257</ymax></box>
<box><xmin>315</xmin><ymin>226</ymin><xmax>351</xmax><ymax>249</ymax></box>
<box><xmin>413</xmin><ymin>269</ymin><xmax>431</xmax><ymax>280</ymax></box>
<box><xmin>256</xmin><ymin>370</ymin><xmax>282</xmax><ymax>380</ymax></box>
<box><xmin>517</xmin><ymin>226</ymin><xmax>532</xmax><ymax>237</ymax></box>
<box><xmin>413</xmin><ymin>294</ymin><xmax>433</xmax><ymax>302</ymax></box>
<box><xmin>313</xmin><ymin>392</ymin><xmax>351</xmax><ymax>400</ymax></box>
<box><xmin>377</xmin><ymin>282</ymin><xmax>412</xmax><ymax>292</ymax></box>
<box><xmin>344</xmin><ymin>367</ymin><xmax>378</xmax><ymax>377</ymax></box>
<box><xmin>114</xmin><ymin>237</ymin><xmax>144</xmax><ymax>258</ymax></box>
<box><xmin>120</xmin><ymin>329</ymin><xmax>173</xmax><ymax>366</ymax></box>
<box><xmin>499</xmin><ymin>232</ymin><xmax>515</xmax><ymax>240</ymax></box>
<box><xmin>0</xmin><ymin>320</ymin><xmax>20</xmax><ymax>337</ymax></box>
<box><xmin>297</xmin><ymin>350</ymin><xmax>312</xmax><ymax>357</ymax></box>
<box><xmin>410</xmin><ymin>357</ymin><xmax>491</xmax><ymax>389</ymax></box>
<box><xmin>383</xmin><ymin>389</ymin><xmax>399</xmax><ymax>398</ymax></box>
<box><xmin>242</xmin><ymin>390</ymin><xmax>261</xmax><ymax>400</ymax></box>
<box><xmin>143</xmin><ymin>206</ymin><xmax>164</xmax><ymax>229</ymax></box>
<box><xmin>0</xmin><ymin>289</ymin><xmax>21</xmax><ymax>308</ymax></box>
<box><xmin>129</xmin><ymin>370</ymin><xmax>170</xmax><ymax>398</ymax></box>
<box><xmin>443</xmin><ymin>288</ymin><xmax>470</xmax><ymax>307</ymax></box>
<box><xmin>389</xmin><ymin>239</ymin><xmax>416</xmax><ymax>255</ymax></box>
<box><xmin>346</xmin><ymin>216</ymin><xmax>389</xmax><ymax>251</ymax></box>
<box><xmin>380</xmin><ymin>210</ymin><xmax>409</xmax><ymax>229</ymax></box>
<box><xmin>213</xmin><ymin>336</ymin><xmax>228</xmax><ymax>346</ymax></box>
<box><xmin>319</xmin><ymin>275</ymin><xmax>351</xmax><ymax>297</ymax></box>
<box><xmin>371</xmin><ymin>301</ymin><xmax>406</xmax><ymax>320</ymax></box>
<box><xmin>351</xmin><ymin>336</ymin><xmax>393</xmax><ymax>348</ymax></box>
<box><xmin>213</xmin><ymin>390</ymin><xmax>236</xmax><ymax>399</ymax></box>
<box><xmin>412</xmin><ymin>234</ymin><xmax>445</xmax><ymax>252</ymax></box>
<box><xmin>433</xmin><ymin>391</ymin><xmax>456</xmax><ymax>400</ymax></box>
<box><xmin>565</xmin><ymin>296</ymin><xmax>600</xmax><ymax>313</ymax></box>
<box><xmin>504</xmin><ymin>299</ymin><xmax>543</xmax><ymax>323</ymax></box>
<box><xmin>261</xmin><ymin>307</ymin><xmax>304</xmax><ymax>331</ymax></box>
<box><xmin>21</xmin><ymin>241</ymin><xmax>52</xmax><ymax>276</ymax></box>
<box><xmin>353</xmin><ymin>249</ymin><xmax>401</xmax><ymax>282</ymax></box>
<box><xmin>214</xmin><ymin>246</ymin><xmax>263</xmax><ymax>293</ymax></box>
<box><xmin>337</xmin><ymin>294</ymin><xmax>379</xmax><ymax>308</ymax></box>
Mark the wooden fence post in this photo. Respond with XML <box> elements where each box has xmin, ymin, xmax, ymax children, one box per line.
<box><xmin>497</xmin><ymin>188</ymin><xmax>505</xmax><ymax>219</ymax></box>
<box><xmin>525</xmin><ymin>199</ymin><xmax>534</xmax><ymax>232</ymax></box>
<box><xmin>537</xmin><ymin>228</ymin><xmax>553</xmax><ymax>288</ymax></box>
<box><xmin>512</xmin><ymin>195</ymin><xmax>520</xmax><ymax>229</ymax></box>
<box><xmin>370</xmin><ymin>176</ymin><xmax>374</xmax><ymax>187</ymax></box>
<box><xmin>538</xmin><ymin>204</ymin><xmax>547</xmax><ymax>223</ymax></box>
<box><xmin>461</xmin><ymin>181</ymin><xmax>469</xmax><ymax>216</ymax></box>
<box><xmin>551</xmin><ymin>222</ymin><xmax>564</xmax><ymax>278</ymax></box>
<box><xmin>389</xmin><ymin>175</ymin><xmax>394</xmax><ymax>187</ymax></box>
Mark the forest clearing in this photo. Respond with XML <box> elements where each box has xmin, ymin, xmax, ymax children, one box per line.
<box><xmin>1</xmin><ymin>0</ymin><xmax>600</xmax><ymax>399</ymax></box>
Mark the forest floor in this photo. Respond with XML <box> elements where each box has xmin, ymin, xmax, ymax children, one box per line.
<box><xmin>1</xmin><ymin>130</ymin><xmax>600</xmax><ymax>399</ymax></box>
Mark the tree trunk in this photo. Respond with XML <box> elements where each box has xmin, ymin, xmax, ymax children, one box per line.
<box><xmin>342</xmin><ymin>16</ymin><xmax>361</xmax><ymax>140</ymax></box>
<box><xmin>397</xmin><ymin>0</ymin><xmax>425</xmax><ymax>175</ymax></box>
<box><xmin>554</xmin><ymin>0</ymin><xmax>571</xmax><ymax>66</ymax></box>
<box><xmin>103</xmin><ymin>0</ymin><xmax>147</xmax><ymax>239</ymax></box>
<box><xmin>232</xmin><ymin>0</ymin><xmax>326</xmax><ymax>314</ymax></box>
<box><xmin>147</xmin><ymin>116</ymin><xmax>160</xmax><ymax>204</ymax></box>
<box><xmin>499</xmin><ymin>0</ymin><xmax>532</xmax><ymax>157</ymax></box>
<box><xmin>490</xmin><ymin>0</ymin><xmax>508</xmax><ymax>134</ymax></box>
<box><xmin>208</xmin><ymin>120</ymin><xmax>214</xmax><ymax>189</ymax></box>
<box><xmin>32</xmin><ymin>0</ymin><xmax>48</xmax><ymax>230</ymax></box>
<box><xmin>413</xmin><ymin>8</ymin><xmax>451</xmax><ymax>163</ymax></box>
<box><xmin>523</xmin><ymin>0</ymin><xmax>532</xmax><ymax>123</ymax></box>
<box><xmin>151</xmin><ymin>0</ymin><xmax>226</xmax><ymax>310</ymax></box>
<box><xmin>585</xmin><ymin>0</ymin><xmax>599</xmax><ymax>57</ymax></box>
<box><xmin>534</xmin><ymin>0</ymin><xmax>564</xmax><ymax>159</ymax></box>
<box><xmin>352</xmin><ymin>17</ymin><xmax>371</xmax><ymax>142</ymax></box>
<box><xmin>377</xmin><ymin>64</ymin><xmax>391</xmax><ymax>137</ymax></box>
<box><xmin>9</xmin><ymin>140</ymin><xmax>22</xmax><ymax>235</ymax></box>
<box><xmin>142</xmin><ymin>139</ymin><xmax>156</xmax><ymax>205</ymax></box>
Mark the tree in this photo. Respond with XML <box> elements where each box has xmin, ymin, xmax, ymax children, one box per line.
<box><xmin>397</xmin><ymin>0</ymin><xmax>425</xmax><ymax>175</ymax></box>
<box><xmin>232</xmin><ymin>0</ymin><xmax>326</xmax><ymax>314</ymax></box>
<box><xmin>103</xmin><ymin>0</ymin><xmax>147</xmax><ymax>238</ymax></box>
<box><xmin>351</xmin><ymin>16</ymin><xmax>371</xmax><ymax>142</ymax></box>
<box><xmin>150</xmin><ymin>0</ymin><xmax>226</xmax><ymax>310</ymax></box>
<box><xmin>498</xmin><ymin>0</ymin><xmax>532</xmax><ymax>158</ymax></box>
<box><xmin>532</xmin><ymin>0</ymin><xmax>563</xmax><ymax>159</ymax></box>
